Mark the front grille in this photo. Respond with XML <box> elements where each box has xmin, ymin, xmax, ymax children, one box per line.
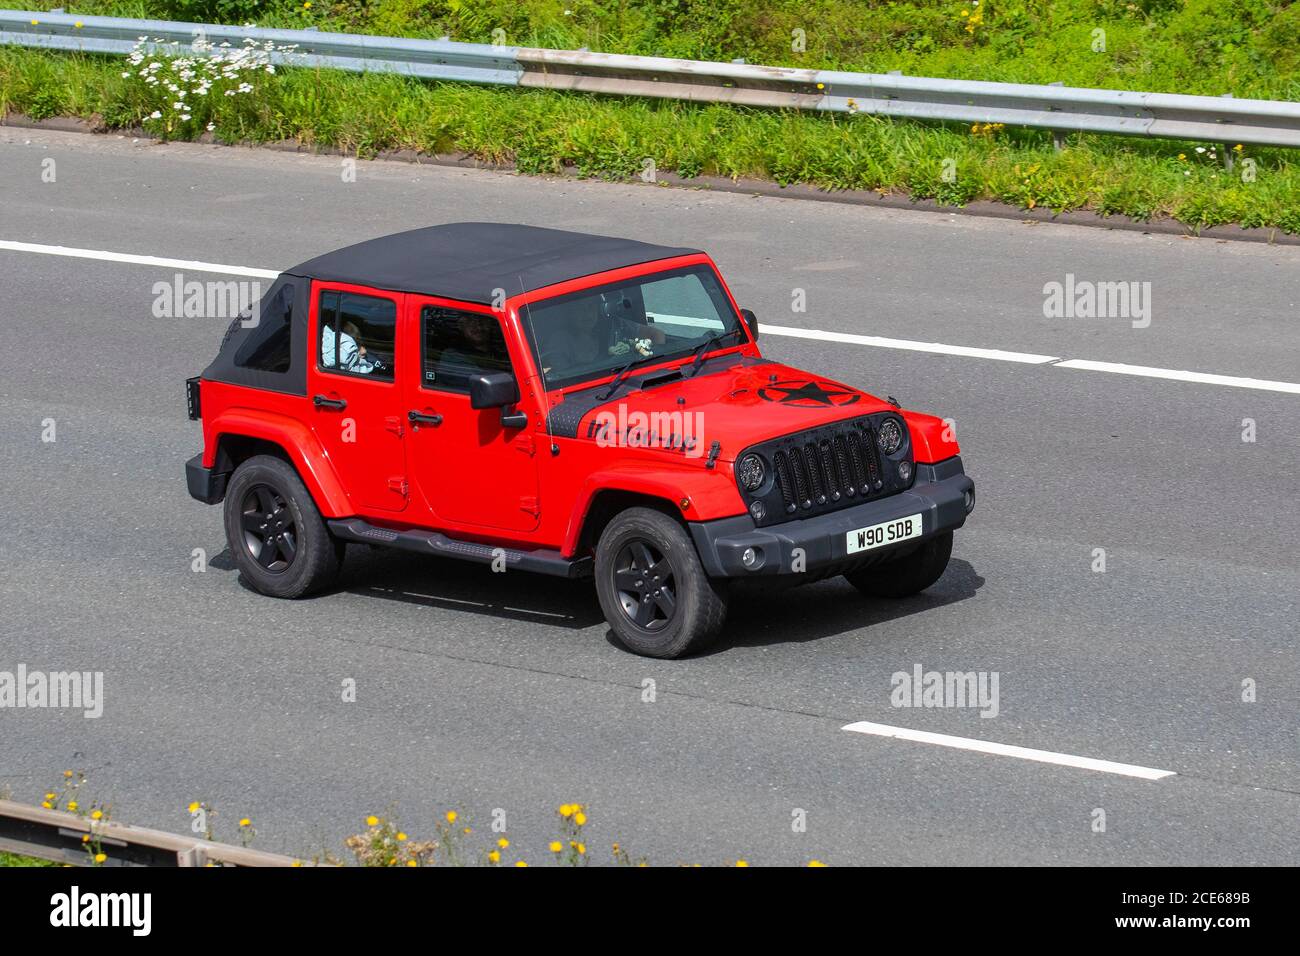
<box><xmin>736</xmin><ymin>414</ymin><xmax>912</xmax><ymax>527</ymax></box>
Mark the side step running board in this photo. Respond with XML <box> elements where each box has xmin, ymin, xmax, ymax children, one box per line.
<box><xmin>328</xmin><ymin>518</ymin><xmax>593</xmax><ymax>579</ymax></box>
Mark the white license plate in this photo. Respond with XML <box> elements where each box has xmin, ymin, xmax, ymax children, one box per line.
<box><xmin>845</xmin><ymin>513</ymin><xmax>923</xmax><ymax>555</ymax></box>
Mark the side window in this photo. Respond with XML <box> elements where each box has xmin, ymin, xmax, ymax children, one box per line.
<box><xmin>421</xmin><ymin>306</ymin><xmax>511</xmax><ymax>392</ymax></box>
<box><xmin>233</xmin><ymin>282</ymin><xmax>294</xmax><ymax>373</ymax></box>
<box><xmin>318</xmin><ymin>290</ymin><xmax>396</xmax><ymax>382</ymax></box>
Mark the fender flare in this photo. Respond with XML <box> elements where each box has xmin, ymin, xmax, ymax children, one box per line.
<box><xmin>206</xmin><ymin>408</ymin><xmax>353</xmax><ymax>517</ymax></box>
<box><xmin>561</xmin><ymin>466</ymin><xmax>744</xmax><ymax>557</ymax></box>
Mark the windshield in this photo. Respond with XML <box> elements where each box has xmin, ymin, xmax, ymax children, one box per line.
<box><xmin>520</xmin><ymin>264</ymin><xmax>744</xmax><ymax>390</ymax></box>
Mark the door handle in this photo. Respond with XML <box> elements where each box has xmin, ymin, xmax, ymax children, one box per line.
<box><xmin>313</xmin><ymin>395</ymin><xmax>347</xmax><ymax>410</ymax></box>
<box><xmin>408</xmin><ymin>410</ymin><xmax>443</xmax><ymax>427</ymax></box>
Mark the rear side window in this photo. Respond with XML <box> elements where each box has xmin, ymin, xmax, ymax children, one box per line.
<box><xmin>233</xmin><ymin>282</ymin><xmax>294</xmax><ymax>374</ymax></box>
<box><xmin>420</xmin><ymin>306</ymin><xmax>511</xmax><ymax>392</ymax></box>
<box><xmin>318</xmin><ymin>290</ymin><xmax>397</xmax><ymax>382</ymax></box>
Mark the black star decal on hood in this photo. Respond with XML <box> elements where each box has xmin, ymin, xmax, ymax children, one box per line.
<box><xmin>757</xmin><ymin>380</ymin><xmax>861</xmax><ymax>408</ymax></box>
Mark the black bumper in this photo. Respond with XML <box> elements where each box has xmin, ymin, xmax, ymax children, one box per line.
<box><xmin>186</xmin><ymin>453</ymin><xmax>227</xmax><ymax>505</ymax></box>
<box><xmin>689</xmin><ymin>456</ymin><xmax>973</xmax><ymax>578</ymax></box>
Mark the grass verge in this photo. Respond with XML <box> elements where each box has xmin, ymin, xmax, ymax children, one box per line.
<box><xmin>1</xmin><ymin>45</ymin><xmax>1298</xmax><ymax>233</ymax></box>
<box><xmin>0</xmin><ymin>850</ymin><xmax>60</xmax><ymax>866</ymax></box>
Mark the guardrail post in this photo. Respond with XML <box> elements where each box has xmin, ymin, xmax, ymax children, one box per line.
<box><xmin>1049</xmin><ymin>82</ymin><xmax>1066</xmax><ymax>150</ymax></box>
<box><xmin>177</xmin><ymin>844</ymin><xmax>207</xmax><ymax>866</ymax></box>
<box><xmin>1220</xmin><ymin>94</ymin><xmax>1236</xmax><ymax>172</ymax></box>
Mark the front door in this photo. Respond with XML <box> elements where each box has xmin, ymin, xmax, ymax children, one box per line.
<box><xmin>309</xmin><ymin>283</ymin><xmax>408</xmax><ymax>514</ymax></box>
<box><xmin>403</xmin><ymin>297</ymin><xmax>540</xmax><ymax>533</ymax></box>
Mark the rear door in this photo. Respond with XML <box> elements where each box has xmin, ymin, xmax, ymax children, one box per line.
<box><xmin>403</xmin><ymin>297</ymin><xmax>540</xmax><ymax>532</ymax></box>
<box><xmin>308</xmin><ymin>282</ymin><xmax>409</xmax><ymax>514</ymax></box>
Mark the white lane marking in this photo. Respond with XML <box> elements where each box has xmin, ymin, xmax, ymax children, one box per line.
<box><xmin>763</xmin><ymin>323</ymin><xmax>1060</xmax><ymax>364</ymax></box>
<box><xmin>842</xmin><ymin>721</ymin><xmax>1176</xmax><ymax>781</ymax></box>
<box><xmin>3</xmin><ymin>239</ymin><xmax>1298</xmax><ymax>397</ymax></box>
<box><xmin>0</xmin><ymin>240</ymin><xmax>280</xmax><ymax>279</ymax></box>
<box><xmin>1055</xmin><ymin>358</ymin><xmax>1300</xmax><ymax>396</ymax></box>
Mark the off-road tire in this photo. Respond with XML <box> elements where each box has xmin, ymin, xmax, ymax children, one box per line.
<box><xmin>223</xmin><ymin>454</ymin><xmax>344</xmax><ymax>598</ymax></box>
<box><xmin>594</xmin><ymin>507</ymin><xmax>728</xmax><ymax>659</ymax></box>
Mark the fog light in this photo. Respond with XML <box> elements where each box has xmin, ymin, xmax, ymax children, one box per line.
<box><xmin>749</xmin><ymin>500</ymin><xmax>766</xmax><ymax>522</ymax></box>
<box><xmin>741</xmin><ymin>547</ymin><xmax>759</xmax><ymax>569</ymax></box>
<box><xmin>898</xmin><ymin>460</ymin><xmax>913</xmax><ymax>483</ymax></box>
<box><xmin>964</xmin><ymin>488</ymin><xmax>975</xmax><ymax>514</ymax></box>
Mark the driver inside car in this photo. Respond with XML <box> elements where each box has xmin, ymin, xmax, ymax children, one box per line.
<box><xmin>539</xmin><ymin>292</ymin><xmax>665</xmax><ymax>377</ymax></box>
<box><xmin>321</xmin><ymin>321</ymin><xmax>382</xmax><ymax>374</ymax></box>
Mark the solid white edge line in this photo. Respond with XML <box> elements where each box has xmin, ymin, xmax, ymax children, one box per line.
<box><xmin>762</xmin><ymin>323</ymin><xmax>1060</xmax><ymax>364</ymax></box>
<box><xmin>1054</xmin><ymin>358</ymin><xmax>1300</xmax><ymax>396</ymax></box>
<box><xmin>0</xmin><ymin>240</ymin><xmax>280</xmax><ymax>279</ymax></box>
<box><xmin>842</xmin><ymin>721</ymin><xmax>1176</xmax><ymax>781</ymax></box>
<box><xmin>3</xmin><ymin>239</ymin><xmax>1298</xmax><ymax>396</ymax></box>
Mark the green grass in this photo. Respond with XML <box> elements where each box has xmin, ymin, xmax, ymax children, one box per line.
<box><xmin>20</xmin><ymin>0</ymin><xmax>1300</xmax><ymax>100</ymax></box>
<box><xmin>0</xmin><ymin>850</ymin><xmax>60</xmax><ymax>866</ymax></box>
<box><xmin>2</xmin><ymin>45</ymin><xmax>1297</xmax><ymax>232</ymax></box>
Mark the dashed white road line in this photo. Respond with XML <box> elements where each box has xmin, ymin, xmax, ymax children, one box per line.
<box><xmin>842</xmin><ymin>721</ymin><xmax>1176</xmax><ymax>781</ymax></box>
<box><xmin>4</xmin><ymin>239</ymin><xmax>1298</xmax><ymax>396</ymax></box>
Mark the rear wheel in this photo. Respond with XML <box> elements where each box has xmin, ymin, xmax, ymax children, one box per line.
<box><xmin>223</xmin><ymin>454</ymin><xmax>344</xmax><ymax>598</ymax></box>
<box><xmin>844</xmin><ymin>531</ymin><xmax>953</xmax><ymax>598</ymax></box>
<box><xmin>594</xmin><ymin>507</ymin><xmax>728</xmax><ymax>659</ymax></box>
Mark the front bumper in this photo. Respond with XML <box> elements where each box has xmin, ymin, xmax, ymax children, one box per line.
<box><xmin>689</xmin><ymin>456</ymin><xmax>973</xmax><ymax>578</ymax></box>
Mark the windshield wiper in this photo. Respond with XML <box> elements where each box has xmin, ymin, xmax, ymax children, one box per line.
<box><xmin>688</xmin><ymin>327</ymin><xmax>742</xmax><ymax>377</ymax></box>
<box><xmin>600</xmin><ymin>352</ymin><xmax>664</xmax><ymax>400</ymax></box>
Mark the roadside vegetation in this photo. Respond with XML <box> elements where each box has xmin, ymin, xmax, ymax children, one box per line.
<box><xmin>2</xmin><ymin>1</ymin><xmax>1298</xmax><ymax>231</ymax></box>
<box><xmin>1</xmin><ymin>771</ymin><xmax>815</xmax><ymax>865</ymax></box>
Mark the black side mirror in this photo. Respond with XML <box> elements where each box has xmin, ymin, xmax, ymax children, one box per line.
<box><xmin>740</xmin><ymin>308</ymin><xmax>759</xmax><ymax>342</ymax></box>
<box><xmin>468</xmin><ymin>371</ymin><xmax>519</xmax><ymax>409</ymax></box>
<box><xmin>469</xmin><ymin>371</ymin><xmax>527</xmax><ymax>428</ymax></box>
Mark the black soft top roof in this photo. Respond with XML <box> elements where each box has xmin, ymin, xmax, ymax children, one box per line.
<box><xmin>284</xmin><ymin>222</ymin><xmax>701</xmax><ymax>304</ymax></box>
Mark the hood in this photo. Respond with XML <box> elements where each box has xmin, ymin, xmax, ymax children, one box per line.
<box><xmin>549</xmin><ymin>358</ymin><xmax>896</xmax><ymax>463</ymax></box>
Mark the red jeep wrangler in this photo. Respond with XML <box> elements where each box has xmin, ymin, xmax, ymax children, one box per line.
<box><xmin>186</xmin><ymin>223</ymin><xmax>974</xmax><ymax>658</ymax></box>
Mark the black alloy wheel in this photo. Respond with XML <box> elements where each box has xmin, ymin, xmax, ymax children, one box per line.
<box><xmin>612</xmin><ymin>538</ymin><xmax>677</xmax><ymax>631</ymax></box>
<box><xmin>239</xmin><ymin>483</ymin><xmax>298</xmax><ymax>573</ymax></box>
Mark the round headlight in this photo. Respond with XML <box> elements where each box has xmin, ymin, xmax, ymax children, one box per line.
<box><xmin>737</xmin><ymin>453</ymin><xmax>766</xmax><ymax>492</ymax></box>
<box><xmin>877</xmin><ymin>418</ymin><xmax>904</xmax><ymax>456</ymax></box>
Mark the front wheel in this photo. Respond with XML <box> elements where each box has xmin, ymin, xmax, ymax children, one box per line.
<box><xmin>223</xmin><ymin>454</ymin><xmax>344</xmax><ymax>598</ymax></box>
<box><xmin>844</xmin><ymin>531</ymin><xmax>953</xmax><ymax>598</ymax></box>
<box><xmin>594</xmin><ymin>507</ymin><xmax>728</xmax><ymax>659</ymax></box>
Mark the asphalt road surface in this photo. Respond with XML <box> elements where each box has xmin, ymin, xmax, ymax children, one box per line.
<box><xmin>1</xmin><ymin>128</ymin><xmax>1297</xmax><ymax>866</ymax></box>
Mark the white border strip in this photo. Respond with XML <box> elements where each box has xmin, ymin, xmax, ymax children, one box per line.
<box><xmin>0</xmin><ymin>240</ymin><xmax>280</xmax><ymax>279</ymax></box>
<box><xmin>1054</xmin><ymin>358</ymin><xmax>1300</xmax><ymax>395</ymax></box>
<box><xmin>762</xmin><ymin>323</ymin><xmax>1060</xmax><ymax>364</ymax></box>
<box><xmin>3</xmin><ymin>239</ymin><xmax>1298</xmax><ymax>396</ymax></box>
<box><xmin>842</xmin><ymin>720</ymin><xmax>1176</xmax><ymax>780</ymax></box>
